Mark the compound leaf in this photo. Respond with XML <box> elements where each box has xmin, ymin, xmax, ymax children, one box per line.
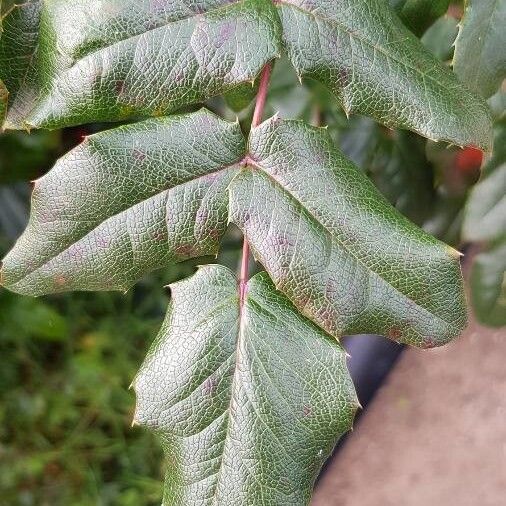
<box><xmin>453</xmin><ymin>0</ymin><xmax>506</xmax><ymax>99</ymax></box>
<box><xmin>0</xmin><ymin>0</ymin><xmax>282</xmax><ymax>129</ymax></box>
<box><xmin>133</xmin><ymin>264</ymin><xmax>358</xmax><ymax>505</ymax></box>
<box><xmin>278</xmin><ymin>0</ymin><xmax>492</xmax><ymax>150</ymax></box>
<box><xmin>230</xmin><ymin>117</ymin><xmax>467</xmax><ymax>347</ymax></box>
<box><xmin>470</xmin><ymin>239</ymin><xmax>506</xmax><ymax>328</ymax></box>
<box><xmin>0</xmin><ymin>0</ymin><xmax>493</xmax><ymax>151</ymax></box>
<box><xmin>1</xmin><ymin>109</ymin><xmax>244</xmax><ymax>295</ymax></box>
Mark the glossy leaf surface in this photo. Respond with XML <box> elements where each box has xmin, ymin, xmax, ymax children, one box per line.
<box><xmin>0</xmin><ymin>0</ymin><xmax>41</xmax><ymax>128</ymax></box>
<box><xmin>133</xmin><ymin>264</ymin><xmax>358</xmax><ymax>505</ymax></box>
<box><xmin>230</xmin><ymin>118</ymin><xmax>467</xmax><ymax>346</ymax></box>
<box><xmin>278</xmin><ymin>0</ymin><xmax>492</xmax><ymax>149</ymax></box>
<box><xmin>1</xmin><ymin>0</ymin><xmax>282</xmax><ymax>129</ymax></box>
<box><xmin>0</xmin><ymin>0</ymin><xmax>493</xmax><ymax>150</ymax></box>
<box><xmin>453</xmin><ymin>0</ymin><xmax>506</xmax><ymax>99</ymax></box>
<box><xmin>1</xmin><ymin>109</ymin><xmax>244</xmax><ymax>294</ymax></box>
<box><xmin>328</xmin><ymin>114</ymin><xmax>434</xmax><ymax>225</ymax></box>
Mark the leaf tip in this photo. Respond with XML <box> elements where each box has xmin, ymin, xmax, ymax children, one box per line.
<box><xmin>447</xmin><ymin>245</ymin><xmax>464</xmax><ymax>258</ymax></box>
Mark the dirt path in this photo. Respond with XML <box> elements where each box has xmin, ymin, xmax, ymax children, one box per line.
<box><xmin>312</xmin><ymin>318</ymin><xmax>506</xmax><ymax>506</ymax></box>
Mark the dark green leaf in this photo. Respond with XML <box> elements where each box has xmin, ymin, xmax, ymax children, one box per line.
<box><xmin>230</xmin><ymin>117</ymin><xmax>467</xmax><ymax>346</ymax></box>
<box><xmin>1</xmin><ymin>109</ymin><xmax>244</xmax><ymax>295</ymax></box>
<box><xmin>421</xmin><ymin>16</ymin><xmax>458</xmax><ymax>61</ymax></box>
<box><xmin>1</xmin><ymin>0</ymin><xmax>282</xmax><ymax>129</ymax></box>
<box><xmin>278</xmin><ymin>0</ymin><xmax>492</xmax><ymax>149</ymax></box>
<box><xmin>223</xmin><ymin>82</ymin><xmax>258</xmax><ymax>113</ymax></box>
<box><xmin>0</xmin><ymin>0</ymin><xmax>41</xmax><ymax>129</ymax></box>
<box><xmin>453</xmin><ymin>0</ymin><xmax>506</xmax><ymax>99</ymax></box>
<box><xmin>133</xmin><ymin>264</ymin><xmax>358</xmax><ymax>505</ymax></box>
<box><xmin>462</xmin><ymin>122</ymin><xmax>506</xmax><ymax>242</ymax></box>
<box><xmin>391</xmin><ymin>0</ymin><xmax>450</xmax><ymax>36</ymax></box>
<box><xmin>470</xmin><ymin>239</ymin><xmax>506</xmax><ymax>327</ymax></box>
<box><xmin>0</xmin><ymin>130</ymin><xmax>60</xmax><ymax>183</ymax></box>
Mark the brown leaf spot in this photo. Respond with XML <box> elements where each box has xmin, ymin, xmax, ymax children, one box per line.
<box><xmin>152</xmin><ymin>230</ymin><xmax>166</xmax><ymax>242</ymax></box>
<box><xmin>97</xmin><ymin>235</ymin><xmax>111</xmax><ymax>249</ymax></box>
<box><xmin>132</xmin><ymin>149</ymin><xmax>146</xmax><ymax>162</ymax></box>
<box><xmin>203</xmin><ymin>377</ymin><xmax>217</xmax><ymax>395</ymax></box>
<box><xmin>174</xmin><ymin>244</ymin><xmax>195</xmax><ymax>257</ymax></box>
<box><xmin>54</xmin><ymin>275</ymin><xmax>66</xmax><ymax>287</ymax></box>
<box><xmin>115</xmin><ymin>80</ymin><xmax>125</xmax><ymax>95</ymax></box>
<box><xmin>421</xmin><ymin>336</ymin><xmax>437</xmax><ymax>349</ymax></box>
<box><xmin>388</xmin><ymin>326</ymin><xmax>402</xmax><ymax>340</ymax></box>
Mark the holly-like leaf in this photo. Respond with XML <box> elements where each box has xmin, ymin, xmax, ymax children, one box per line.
<box><xmin>390</xmin><ymin>0</ymin><xmax>450</xmax><ymax>36</ymax></box>
<box><xmin>133</xmin><ymin>264</ymin><xmax>358</xmax><ymax>505</ymax></box>
<box><xmin>462</xmin><ymin>122</ymin><xmax>506</xmax><ymax>243</ymax></box>
<box><xmin>453</xmin><ymin>0</ymin><xmax>506</xmax><ymax>99</ymax></box>
<box><xmin>421</xmin><ymin>16</ymin><xmax>459</xmax><ymax>62</ymax></box>
<box><xmin>0</xmin><ymin>0</ymin><xmax>282</xmax><ymax>129</ymax></box>
<box><xmin>1</xmin><ymin>109</ymin><xmax>244</xmax><ymax>295</ymax></box>
<box><xmin>0</xmin><ymin>0</ymin><xmax>493</xmax><ymax>150</ymax></box>
<box><xmin>470</xmin><ymin>239</ymin><xmax>506</xmax><ymax>328</ymax></box>
<box><xmin>0</xmin><ymin>0</ymin><xmax>41</xmax><ymax>129</ymax></box>
<box><xmin>230</xmin><ymin>118</ymin><xmax>467</xmax><ymax>347</ymax></box>
<box><xmin>462</xmin><ymin>163</ymin><xmax>506</xmax><ymax>243</ymax></box>
<box><xmin>2</xmin><ymin>111</ymin><xmax>468</xmax><ymax>347</ymax></box>
<box><xmin>278</xmin><ymin>0</ymin><xmax>492</xmax><ymax>149</ymax></box>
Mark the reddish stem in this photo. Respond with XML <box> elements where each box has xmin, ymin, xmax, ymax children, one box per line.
<box><xmin>239</xmin><ymin>63</ymin><xmax>272</xmax><ymax>305</ymax></box>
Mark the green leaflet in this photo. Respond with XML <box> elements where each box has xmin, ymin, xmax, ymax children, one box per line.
<box><xmin>0</xmin><ymin>0</ymin><xmax>493</xmax><ymax>150</ymax></box>
<box><xmin>390</xmin><ymin>0</ymin><xmax>450</xmax><ymax>36</ymax></box>
<box><xmin>223</xmin><ymin>81</ymin><xmax>259</xmax><ymax>113</ymax></box>
<box><xmin>462</xmin><ymin>122</ymin><xmax>506</xmax><ymax>243</ymax></box>
<box><xmin>1</xmin><ymin>0</ymin><xmax>282</xmax><ymax>129</ymax></box>
<box><xmin>0</xmin><ymin>0</ymin><xmax>41</xmax><ymax>128</ymax></box>
<box><xmin>470</xmin><ymin>239</ymin><xmax>506</xmax><ymax>328</ymax></box>
<box><xmin>278</xmin><ymin>0</ymin><xmax>492</xmax><ymax>150</ymax></box>
<box><xmin>230</xmin><ymin>117</ymin><xmax>467</xmax><ymax>346</ymax></box>
<box><xmin>453</xmin><ymin>0</ymin><xmax>506</xmax><ymax>99</ymax></box>
<box><xmin>2</xmin><ymin>110</ymin><xmax>468</xmax><ymax>347</ymax></box>
<box><xmin>1</xmin><ymin>109</ymin><xmax>244</xmax><ymax>295</ymax></box>
<box><xmin>421</xmin><ymin>16</ymin><xmax>459</xmax><ymax>62</ymax></box>
<box><xmin>462</xmin><ymin>163</ymin><xmax>506</xmax><ymax>243</ymax></box>
<box><xmin>133</xmin><ymin>264</ymin><xmax>358</xmax><ymax>505</ymax></box>
<box><xmin>463</xmin><ymin>121</ymin><xmax>506</xmax><ymax>327</ymax></box>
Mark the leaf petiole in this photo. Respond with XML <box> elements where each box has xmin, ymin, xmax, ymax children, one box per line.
<box><xmin>239</xmin><ymin>63</ymin><xmax>272</xmax><ymax>309</ymax></box>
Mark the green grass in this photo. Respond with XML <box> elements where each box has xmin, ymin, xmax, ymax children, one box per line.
<box><xmin>0</xmin><ymin>259</ymin><xmax>215</xmax><ymax>505</ymax></box>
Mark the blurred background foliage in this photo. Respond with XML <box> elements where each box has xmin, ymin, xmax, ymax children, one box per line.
<box><xmin>0</xmin><ymin>1</ymin><xmax>504</xmax><ymax>504</ymax></box>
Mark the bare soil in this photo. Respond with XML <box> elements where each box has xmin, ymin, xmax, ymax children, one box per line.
<box><xmin>312</xmin><ymin>317</ymin><xmax>506</xmax><ymax>506</ymax></box>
